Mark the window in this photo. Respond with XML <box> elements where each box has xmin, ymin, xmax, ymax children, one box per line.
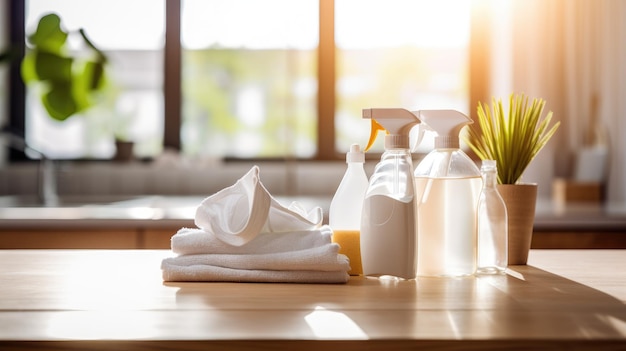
<box><xmin>23</xmin><ymin>0</ymin><xmax>164</xmax><ymax>159</ymax></box>
<box><xmin>13</xmin><ymin>0</ymin><xmax>469</xmax><ymax>160</ymax></box>
<box><xmin>335</xmin><ymin>0</ymin><xmax>470</xmax><ymax>152</ymax></box>
<box><xmin>181</xmin><ymin>0</ymin><xmax>318</xmax><ymax>158</ymax></box>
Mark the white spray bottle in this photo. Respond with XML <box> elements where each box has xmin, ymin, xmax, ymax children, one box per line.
<box><xmin>329</xmin><ymin>143</ymin><xmax>369</xmax><ymax>275</ymax></box>
<box><xmin>360</xmin><ymin>108</ymin><xmax>421</xmax><ymax>279</ymax></box>
<box><xmin>413</xmin><ymin>110</ymin><xmax>481</xmax><ymax>277</ymax></box>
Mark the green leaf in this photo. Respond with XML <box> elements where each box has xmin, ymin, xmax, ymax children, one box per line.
<box><xmin>27</xmin><ymin>13</ymin><xmax>68</xmax><ymax>54</ymax></box>
<box><xmin>42</xmin><ymin>82</ymin><xmax>78</xmax><ymax>121</ymax></box>
<box><xmin>33</xmin><ymin>50</ymin><xmax>72</xmax><ymax>81</ymax></box>
<box><xmin>22</xmin><ymin>13</ymin><xmax>109</xmax><ymax>122</ymax></box>
<box><xmin>84</xmin><ymin>60</ymin><xmax>106</xmax><ymax>91</ymax></box>
<box><xmin>72</xmin><ymin>62</ymin><xmax>95</xmax><ymax>111</ymax></box>
<box><xmin>20</xmin><ymin>51</ymin><xmax>38</xmax><ymax>83</ymax></box>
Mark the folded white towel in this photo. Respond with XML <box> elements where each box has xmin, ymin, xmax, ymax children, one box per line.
<box><xmin>164</xmin><ymin>242</ymin><xmax>349</xmax><ymax>272</ymax></box>
<box><xmin>162</xmin><ymin>263</ymin><xmax>350</xmax><ymax>284</ymax></box>
<box><xmin>162</xmin><ymin>166</ymin><xmax>349</xmax><ymax>284</ymax></box>
<box><xmin>163</xmin><ymin>225</ymin><xmax>350</xmax><ymax>283</ymax></box>
<box><xmin>194</xmin><ymin>166</ymin><xmax>323</xmax><ymax>247</ymax></box>
<box><xmin>171</xmin><ymin>226</ymin><xmax>334</xmax><ymax>256</ymax></box>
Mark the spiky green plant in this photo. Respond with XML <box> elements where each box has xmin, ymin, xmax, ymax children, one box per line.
<box><xmin>463</xmin><ymin>94</ymin><xmax>560</xmax><ymax>185</ymax></box>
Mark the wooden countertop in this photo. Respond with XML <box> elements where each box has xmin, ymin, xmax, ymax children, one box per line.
<box><xmin>2</xmin><ymin>195</ymin><xmax>626</xmax><ymax>232</ymax></box>
<box><xmin>0</xmin><ymin>249</ymin><xmax>625</xmax><ymax>350</ymax></box>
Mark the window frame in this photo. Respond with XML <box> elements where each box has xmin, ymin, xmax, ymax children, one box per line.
<box><xmin>7</xmin><ymin>0</ymin><xmax>27</xmax><ymax>162</ymax></box>
<box><xmin>7</xmin><ymin>0</ymin><xmax>486</xmax><ymax>162</ymax></box>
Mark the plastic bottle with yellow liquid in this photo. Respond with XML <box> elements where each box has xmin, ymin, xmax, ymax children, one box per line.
<box><xmin>329</xmin><ymin>144</ymin><xmax>369</xmax><ymax>275</ymax></box>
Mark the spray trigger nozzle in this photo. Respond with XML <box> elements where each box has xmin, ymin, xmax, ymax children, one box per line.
<box><xmin>365</xmin><ymin>119</ymin><xmax>387</xmax><ymax>152</ymax></box>
<box><xmin>362</xmin><ymin>108</ymin><xmax>420</xmax><ymax>151</ymax></box>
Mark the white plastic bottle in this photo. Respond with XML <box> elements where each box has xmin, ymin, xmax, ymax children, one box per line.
<box><xmin>329</xmin><ymin>144</ymin><xmax>369</xmax><ymax>275</ymax></box>
<box><xmin>476</xmin><ymin>160</ymin><xmax>508</xmax><ymax>274</ymax></box>
<box><xmin>414</xmin><ymin>110</ymin><xmax>481</xmax><ymax>277</ymax></box>
<box><xmin>360</xmin><ymin>108</ymin><xmax>420</xmax><ymax>279</ymax></box>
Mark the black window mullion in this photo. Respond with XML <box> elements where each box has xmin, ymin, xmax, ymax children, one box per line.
<box><xmin>163</xmin><ymin>0</ymin><xmax>182</xmax><ymax>151</ymax></box>
<box><xmin>8</xmin><ymin>0</ymin><xmax>27</xmax><ymax>161</ymax></box>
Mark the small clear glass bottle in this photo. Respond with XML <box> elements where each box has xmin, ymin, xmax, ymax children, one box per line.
<box><xmin>476</xmin><ymin>160</ymin><xmax>508</xmax><ymax>274</ymax></box>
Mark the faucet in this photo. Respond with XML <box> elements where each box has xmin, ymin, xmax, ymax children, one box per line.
<box><xmin>1</xmin><ymin>130</ymin><xmax>59</xmax><ymax>206</ymax></box>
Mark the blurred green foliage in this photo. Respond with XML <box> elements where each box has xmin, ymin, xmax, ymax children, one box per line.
<box><xmin>21</xmin><ymin>13</ymin><xmax>107</xmax><ymax>121</ymax></box>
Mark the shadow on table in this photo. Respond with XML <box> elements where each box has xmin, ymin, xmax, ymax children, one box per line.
<box><xmin>482</xmin><ymin>264</ymin><xmax>626</xmax><ymax>339</ymax></box>
<box><xmin>163</xmin><ymin>264</ymin><xmax>626</xmax><ymax>342</ymax></box>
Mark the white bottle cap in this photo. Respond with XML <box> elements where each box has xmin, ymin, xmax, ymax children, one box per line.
<box><xmin>346</xmin><ymin>144</ymin><xmax>365</xmax><ymax>163</ymax></box>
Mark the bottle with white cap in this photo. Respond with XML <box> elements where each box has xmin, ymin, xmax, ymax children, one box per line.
<box><xmin>329</xmin><ymin>143</ymin><xmax>369</xmax><ymax>276</ymax></box>
<box><xmin>413</xmin><ymin>110</ymin><xmax>482</xmax><ymax>277</ymax></box>
<box><xmin>477</xmin><ymin>160</ymin><xmax>508</xmax><ymax>274</ymax></box>
<box><xmin>360</xmin><ymin>108</ymin><xmax>421</xmax><ymax>279</ymax></box>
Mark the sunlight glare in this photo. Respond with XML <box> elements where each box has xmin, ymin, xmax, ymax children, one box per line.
<box><xmin>336</xmin><ymin>0</ymin><xmax>470</xmax><ymax>49</ymax></box>
<box><xmin>182</xmin><ymin>0</ymin><xmax>318</xmax><ymax>49</ymax></box>
<box><xmin>26</xmin><ymin>0</ymin><xmax>164</xmax><ymax>50</ymax></box>
<box><xmin>304</xmin><ymin>306</ymin><xmax>368</xmax><ymax>339</ymax></box>
<box><xmin>597</xmin><ymin>314</ymin><xmax>626</xmax><ymax>335</ymax></box>
<box><xmin>237</xmin><ymin>86</ymin><xmax>265</xmax><ymax>127</ymax></box>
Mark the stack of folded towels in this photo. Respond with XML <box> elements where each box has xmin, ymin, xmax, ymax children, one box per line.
<box><xmin>161</xmin><ymin>166</ymin><xmax>350</xmax><ymax>283</ymax></box>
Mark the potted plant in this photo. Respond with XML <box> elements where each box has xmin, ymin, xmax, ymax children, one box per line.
<box><xmin>112</xmin><ymin>111</ymin><xmax>135</xmax><ymax>162</ymax></box>
<box><xmin>3</xmin><ymin>13</ymin><xmax>132</xmax><ymax>161</ymax></box>
<box><xmin>21</xmin><ymin>13</ymin><xmax>108</xmax><ymax>122</ymax></box>
<box><xmin>464</xmin><ymin>93</ymin><xmax>560</xmax><ymax>264</ymax></box>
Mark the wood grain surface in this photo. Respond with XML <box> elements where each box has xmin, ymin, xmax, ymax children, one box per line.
<box><xmin>0</xmin><ymin>249</ymin><xmax>624</xmax><ymax>350</ymax></box>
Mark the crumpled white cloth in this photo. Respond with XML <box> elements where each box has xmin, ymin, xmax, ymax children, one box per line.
<box><xmin>194</xmin><ymin>166</ymin><xmax>323</xmax><ymax>246</ymax></box>
<box><xmin>161</xmin><ymin>166</ymin><xmax>350</xmax><ymax>284</ymax></box>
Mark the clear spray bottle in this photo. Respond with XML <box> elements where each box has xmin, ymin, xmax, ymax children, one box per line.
<box><xmin>360</xmin><ymin>108</ymin><xmax>421</xmax><ymax>279</ymax></box>
<box><xmin>413</xmin><ymin>110</ymin><xmax>481</xmax><ymax>277</ymax></box>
